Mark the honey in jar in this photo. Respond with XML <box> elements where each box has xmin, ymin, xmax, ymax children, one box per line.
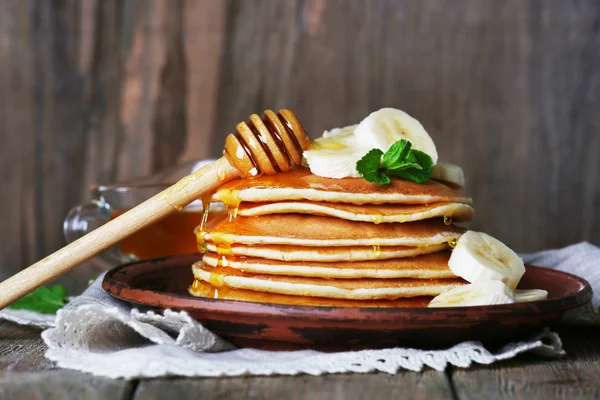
<box><xmin>109</xmin><ymin>207</ymin><xmax>202</xmax><ymax>260</ymax></box>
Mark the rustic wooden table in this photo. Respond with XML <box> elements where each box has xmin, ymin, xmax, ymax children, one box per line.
<box><xmin>0</xmin><ymin>322</ymin><xmax>598</xmax><ymax>399</ymax></box>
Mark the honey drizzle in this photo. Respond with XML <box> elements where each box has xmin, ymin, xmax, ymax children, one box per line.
<box><xmin>216</xmin><ymin>255</ymin><xmax>230</xmax><ymax>267</ymax></box>
<box><xmin>443</xmin><ymin>215</ymin><xmax>453</xmax><ymax>225</ymax></box>
<box><xmin>199</xmin><ymin>111</ymin><xmax>308</xmax><ymax>298</ymax></box>
<box><xmin>211</xmin><ymin>231</ymin><xmax>236</xmax><ymax>261</ymax></box>
<box><xmin>191</xmin><ymin>279</ymin><xmax>203</xmax><ymax>291</ymax></box>
<box><xmin>372</xmin><ymin>244</ymin><xmax>382</xmax><ymax>256</ymax></box>
<box><xmin>371</xmin><ymin>213</ymin><xmax>384</xmax><ymax>224</ymax></box>
<box><xmin>215</xmin><ymin>241</ymin><xmax>234</xmax><ymax>257</ymax></box>
<box><xmin>200</xmin><ymin>196</ymin><xmax>211</xmax><ymax>230</ymax></box>
<box><xmin>208</xmin><ymin>271</ymin><xmax>226</xmax><ymax>287</ymax></box>
<box><xmin>218</xmin><ymin>189</ymin><xmax>242</xmax><ymax>221</ymax></box>
<box><xmin>196</xmin><ymin>233</ymin><xmax>207</xmax><ymax>253</ymax></box>
<box><xmin>448</xmin><ymin>237</ymin><xmax>458</xmax><ymax>248</ymax></box>
<box><xmin>195</xmin><ymin>195</ymin><xmax>213</xmax><ymax>253</ymax></box>
<box><xmin>207</xmin><ymin>266</ymin><xmax>255</xmax><ymax>290</ymax></box>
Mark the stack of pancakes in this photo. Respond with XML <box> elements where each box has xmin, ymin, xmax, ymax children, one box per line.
<box><xmin>190</xmin><ymin>168</ymin><xmax>473</xmax><ymax>307</ymax></box>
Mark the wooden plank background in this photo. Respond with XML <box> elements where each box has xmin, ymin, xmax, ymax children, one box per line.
<box><xmin>1</xmin><ymin>0</ymin><xmax>599</xmax><ymax>292</ymax></box>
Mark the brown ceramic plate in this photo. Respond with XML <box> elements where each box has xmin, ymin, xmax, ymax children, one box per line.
<box><xmin>102</xmin><ymin>254</ymin><xmax>592</xmax><ymax>351</ymax></box>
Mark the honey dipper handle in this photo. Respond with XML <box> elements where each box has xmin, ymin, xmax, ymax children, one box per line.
<box><xmin>0</xmin><ymin>157</ymin><xmax>240</xmax><ymax>309</ymax></box>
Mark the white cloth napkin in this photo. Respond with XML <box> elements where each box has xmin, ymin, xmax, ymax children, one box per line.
<box><xmin>0</xmin><ymin>242</ymin><xmax>597</xmax><ymax>379</ymax></box>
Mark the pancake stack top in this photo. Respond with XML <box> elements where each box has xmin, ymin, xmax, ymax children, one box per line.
<box><xmin>189</xmin><ymin>168</ymin><xmax>474</xmax><ymax>307</ymax></box>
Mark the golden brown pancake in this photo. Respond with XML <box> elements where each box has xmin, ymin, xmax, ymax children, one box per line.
<box><xmin>189</xmin><ymin>280</ymin><xmax>433</xmax><ymax>308</ymax></box>
<box><xmin>204</xmin><ymin>241</ymin><xmax>449</xmax><ymax>262</ymax></box>
<box><xmin>214</xmin><ymin>167</ymin><xmax>472</xmax><ymax>205</ymax></box>
<box><xmin>203</xmin><ymin>251</ymin><xmax>456</xmax><ymax>279</ymax></box>
<box><xmin>237</xmin><ymin>200</ymin><xmax>474</xmax><ymax>223</ymax></box>
<box><xmin>192</xmin><ymin>263</ymin><xmax>466</xmax><ymax>299</ymax></box>
<box><xmin>202</xmin><ymin>214</ymin><xmax>464</xmax><ymax>247</ymax></box>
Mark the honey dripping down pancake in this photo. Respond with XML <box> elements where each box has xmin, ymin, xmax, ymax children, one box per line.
<box><xmin>192</xmin><ymin>262</ymin><xmax>467</xmax><ymax>300</ymax></box>
<box><xmin>213</xmin><ymin>167</ymin><xmax>472</xmax><ymax>206</ymax></box>
<box><xmin>203</xmin><ymin>251</ymin><xmax>456</xmax><ymax>279</ymax></box>
<box><xmin>201</xmin><ymin>213</ymin><xmax>465</xmax><ymax>247</ymax></box>
<box><xmin>189</xmin><ymin>280</ymin><xmax>433</xmax><ymax>308</ymax></box>
<box><xmin>190</xmin><ymin>161</ymin><xmax>471</xmax><ymax>307</ymax></box>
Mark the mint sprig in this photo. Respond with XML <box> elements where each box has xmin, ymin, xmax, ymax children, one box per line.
<box><xmin>356</xmin><ymin>139</ymin><xmax>433</xmax><ymax>185</ymax></box>
<box><xmin>7</xmin><ymin>285</ymin><xmax>69</xmax><ymax>314</ymax></box>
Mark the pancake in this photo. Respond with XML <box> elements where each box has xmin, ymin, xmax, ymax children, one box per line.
<box><xmin>214</xmin><ymin>167</ymin><xmax>472</xmax><ymax>205</ymax></box>
<box><xmin>189</xmin><ymin>280</ymin><xmax>433</xmax><ymax>308</ymax></box>
<box><xmin>202</xmin><ymin>214</ymin><xmax>464</xmax><ymax>247</ymax></box>
<box><xmin>205</xmin><ymin>242</ymin><xmax>448</xmax><ymax>262</ymax></box>
<box><xmin>193</xmin><ymin>263</ymin><xmax>466</xmax><ymax>299</ymax></box>
<box><xmin>203</xmin><ymin>251</ymin><xmax>456</xmax><ymax>279</ymax></box>
<box><xmin>237</xmin><ymin>201</ymin><xmax>474</xmax><ymax>223</ymax></box>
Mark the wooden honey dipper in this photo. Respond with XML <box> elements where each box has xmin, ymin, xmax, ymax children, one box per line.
<box><xmin>0</xmin><ymin>109</ymin><xmax>312</xmax><ymax>309</ymax></box>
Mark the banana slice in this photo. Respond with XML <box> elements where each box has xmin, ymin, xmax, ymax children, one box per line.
<box><xmin>354</xmin><ymin>108</ymin><xmax>438</xmax><ymax>164</ymax></box>
<box><xmin>428</xmin><ymin>281</ymin><xmax>515</xmax><ymax>307</ymax></box>
<box><xmin>514</xmin><ymin>289</ymin><xmax>548</xmax><ymax>302</ymax></box>
<box><xmin>322</xmin><ymin>124</ymin><xmax>357</xmax><ymax>138</ymax></box>
<box><xmin>432</xmin><ymin>163</ymin><xmax>465</xmax><ymax>189</ymax></box>
<box><xmin>302</xmin><ymin>128</ymin><xmax>365</xmax><ymax>178</ymax></box>
<box><xmin>448</xmin><ymin>231</ymin><xmax>525</xmax><ymax>289</ymax></box>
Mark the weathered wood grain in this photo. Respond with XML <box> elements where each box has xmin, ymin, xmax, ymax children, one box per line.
<box><xmin>451</xmin><ymin>326</ymin><xmax>600</xmax><ymax>399</ymax></box>
<box><xmin>133</xmin><ymin>371</ymin><xmax>453</xmax><ymax>400</ymax></box>
<box><xmin>0</xmin><ymin>321</ymin><xmax>135</xmax><ymax>399</ymax></box>
<box><xmin>453</xmin><ymin>358</ymin><xmax>600</xmax><ymax>400</ymax></box>
<box><xmin>0</xmin><ymin>0</ymin><xmax>223</xmax><ymax>292</ymax></box>
<box><xmin>0</xmin><ymin>371</ymin><xmax>135</xmax><ymax>400</ymax></box>
<box><xmin>0</xmin><ymin>0</ymin><xmax>41</xmax><ymax>284</ymax></box>
<box><xmin>2</xmin><ymin>322</ymin><xmax>600</xmax><ymax>399</ymax></box>
<box><xmin>180</xmin><ymin>0</ymin><xmax>227</xmax><ymax>162</ymax></box>
<box><xmin>0</xmin><ymin>320</ymin><xmax>52</xmax><ymax>371</ymax></box>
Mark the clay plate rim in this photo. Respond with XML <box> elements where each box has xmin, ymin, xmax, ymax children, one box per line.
<box><xmin>101</xmin><ymin>254</ymin><xmax>593</xmax><ymax>320</ymax></box>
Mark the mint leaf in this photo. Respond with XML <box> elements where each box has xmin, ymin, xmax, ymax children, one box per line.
<box><xmin>382</xmin><ymin>139</ymin><xmax>412</xmax><ymax>169</ymax></box>
<box><xmin>355</xmin><ymin>139</ymin><xmax>434</xmax><ymax>185</ymax></box>
<box><xmin>388</xmin><ymin>149</ymin><xmax>433</xmax><ymax>183</ymax></box>
<box><xmin>7</xmin><ymin>285</ymin><xmax>69</xmax><ymax>314</ymax></box>
<box><xmin>356</xmin><ymin>149</ymin><xmax>390</xmax><ymax>184</ymax></box>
